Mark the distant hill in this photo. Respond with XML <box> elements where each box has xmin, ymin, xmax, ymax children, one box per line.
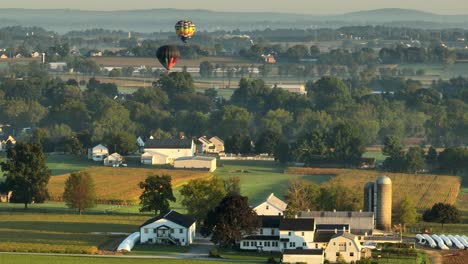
<box><xmin>0</xmin><ymin>8</ymin><xmax>467</xmax><ymax>33</ymax></box>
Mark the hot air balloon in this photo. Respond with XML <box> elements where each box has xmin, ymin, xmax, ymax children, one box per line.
<box><xmin>156</xmin><ymin>45</ymin><xmax>180</xmax><ymax>71</ymax></box>
<box><xmin>175</xmin><ymin>20</ymin><xmax>196</xmax><ymax>43</ymax></box>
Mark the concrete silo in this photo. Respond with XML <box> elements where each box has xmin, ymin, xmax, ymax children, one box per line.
<box><xmin>363</xmin><ymin>182</ymin><xmax>376</xmax><ymax>213</ymax></box>
<box><xmin>376</xmin><ymin>176</ymin><xmax>392</xmax><ymax>231</ymax></box>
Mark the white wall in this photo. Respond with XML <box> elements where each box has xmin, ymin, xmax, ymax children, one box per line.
<box><xmin>254</xmin><ymin>201</ymin><xmax>284</xmax><ymax>216</ymax></box>
<box><xmin>145</xmin><ymin>147</ymin><xmax>194</xmax><ymax>160</ymax></box>
<box><xmin>324</xmin><ymin>236</ymin><xmax>361</xmax><ymax>263</ymax></box>
<box><xmin>280</xmin><ymin>230</ymin><xmax>315</xmax><ymax>250</ymax></box>
<box><xmin>174</xmin><ymin>158</ymin><xmax>216</xmax><ymax>172</ymax></box>
<box><xmin>240</xmin><ymin>240</ymin><xmax>280</xmax><ymax>251</ymax></box>
<box><xmin>283</xmin><ymin>254</ymin><xmax>324</xmax><ymax>264</ymax></box>
<box><xmin>140</xmin><ymin>219</ymin><xmax>195</xmax><ymax>246</ymax></box>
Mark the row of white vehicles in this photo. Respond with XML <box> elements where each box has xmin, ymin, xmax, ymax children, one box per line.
<box><xmin>416</xmin><ymin>234</ymin><xmax>468</xmax><ymax>250</ymax></box>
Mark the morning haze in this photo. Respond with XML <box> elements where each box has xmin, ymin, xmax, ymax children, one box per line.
<box><xmin>2</xmin><ymin>0</ymin><xmax>468</xmax><ymax>14</ymax></box>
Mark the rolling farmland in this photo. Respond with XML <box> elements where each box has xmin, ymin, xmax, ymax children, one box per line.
<box><xmin>286</xmin><ymin>167</ymin><xmax>461</xmax><ymax>210</ymax></box>
<box><xmin>48</xmin><ymin>167</ymin><xmax>212</xmax><ymax>204</ymax></box>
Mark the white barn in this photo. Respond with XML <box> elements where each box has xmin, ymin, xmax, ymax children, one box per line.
<box><xmin>89</xmin><ymin>144</ymin><xmax>109</xmax><ymax>161</ymax></box>
<box><xmin>324</xmin><ymin>232</ymin><xmax>362</xmax><ymax>263</ymax></box>
<box><xmin>174</xmin><ymin>156</ymin><xmax>217</xmax><ymax>172</ymax></box>
<box><xmin>254</xmin><ymin>193</ymin><xmax>288</xmax><ymax>216</ymax></box>
<box><xmin>140</xmin><ymin>210</ymin><xmax>196</xmax><ymax>246</ymax></box>
<box><xmin>141</xmin><ymin>151</ymin><xmax>171</xmax><ymax>165</ymax></box>
<box><xmin>142</xmin><ymin>138</ymin><xmax>195</xmax><ymax>164</ymax></box>
<box><xmin>104</xmin><ymin>153</ymin><xmax>123</xmax><ymax>167</ymax></box>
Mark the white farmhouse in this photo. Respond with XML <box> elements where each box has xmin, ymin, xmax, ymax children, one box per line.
<box><xmin>89</xmin><ymin>144</ymin><xmax>109</xmax><ymax>161</ymax></box>
<box><xmin>279</xmin><ymin>218</ymin><xmax>316</xmax><ymax>250</ymax></box>
<box><xmin>174</xmin><ymin>156</ymin><xmax>217</xmax><ymax>172</ymax></box>
<box><xmin>324</xmin><ymin>232</ymin><xmax>362</xmax><ymax>263</ymax></box>
<box><xmin>282</xmin><ymin>249</ymin><xmax>324</xmax><ymax>264</ymax></box>
<box><xmin>140</xmin><ymin>210</ymin><xmax>196</xmax><ymax>246</ymax></box>
<box><xmin>254</xmin><ymin>193</ymin><xmax>288</xmax><ymax>216</ymax></box>
<box><xmin>104</xmin><ymin>153</ymin><xmax>123</xmax><ymax>167</ymax></box>
<box><xmin>209</xmin><ymin>136</ymin><xmax>225</xmax><ymax>154</ymax></box>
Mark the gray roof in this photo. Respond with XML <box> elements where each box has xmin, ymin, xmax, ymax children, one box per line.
<box><xmin>280</xmin><ymin>218</ymin><xmax>315</xmax><ymax>231</ymax></box>
<box><xmin>283</xmin><ymin>249</ymin><xmax>323</xmax><ymax>255</ymax></box>
<box><xmin>299</xmin><ymin>211</ymin><xmax>373</xmax><ymax>218</ymax></box>
<box><xmin>145</xmin><ymin>138</ymin><xmax>193</xmax><ymax>149</ymax></box>
<box><xmin>140</xmin><ymin>210</ymin><xmax>195</xmax><ymax>229</ymax></box>
<box><xmin>332</xmin><ymin>232</ymin><xmax>357</xmax><ymax>241</ymax></box>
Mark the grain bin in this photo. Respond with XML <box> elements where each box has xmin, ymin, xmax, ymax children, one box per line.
<box><xmin>376</xmin><ymin>176</ymin><xmax>392</xmax><ymax>231</ymax></box>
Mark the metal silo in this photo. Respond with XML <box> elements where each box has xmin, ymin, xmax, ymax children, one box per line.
<box><xmin>363</xmin><ymin>182</ymin><xmax>375</xmax><ymax>212</ymax></box>
<box><xmin>376</xmin><ymin>176</ymin><xmax>392</xmax><ymax>231</ymax></box>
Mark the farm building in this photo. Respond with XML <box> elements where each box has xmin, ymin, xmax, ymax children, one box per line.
<box><xmin>209</xmin><ymin>136</ymin><xmax>225</xmax><ymax>154</ymax></box>
<box><xmin>282</xmin><ymin>249</ymin><xmax>324</xmax><ymax>264</ymax></box>
<box><xmin>240</xmin><ymin>217</ymin><xmax>315</xmax><ymax>251</ymax></box>
<box><xmin>173</xmin><ymin>156</ymin><xmax>217</xmax><ymax>172</ymax></box>
<box><xmin>49</xmin><ymin>62</ymin><xmax>67</xmax><ymax>71</ymax></box>
<box><xmin>298</xmin><ymin>211</ymin><xmax>374</xmax><ymax>236</ymax></box>
<box><xmin>104</xmin><ymin>153</ymin><xmax>123</xmax><ymax>167</ymax></box>
<box><xmin>88</xmin><ymin>144</ymin><xmax>109</xmax><ymax>161</ymax></box>
<box><xmin>141</xmin><ymin>151</ymin><xmax>171</xmax><ymax>165</ymax></box>
<box><xmin>272</xmin><ymin>84</ymin><xmax>307</xmax><ymax>95</ymax></box>
<box><xmin>0</xmin><ymin>135</ymin><xmax>16</xmax><ymax>151</ymax></box>
<box><xmin>254</xmin><ymin>193</ymin><xmax>288</xmax><ymax>216</ymax></box>
<box><xmin>144</xmin><ymin>138</ymin><xmax>195</xmax><ymax>162</ymax></box>
<box><xmin>140</xmin><ymin>210</ymin><xmax>196</xmax><ymax>246</ymax></box>
<box><xmin>324</xmin><ymin>232</ymin><xmax>362</xmax><ymax>263</ymax></box>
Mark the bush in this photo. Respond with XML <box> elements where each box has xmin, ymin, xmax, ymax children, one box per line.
<box><xmin>267</xmin><ymin>256</ymin><xmax>277</xmax><ymax>263</ymax></box>
<box><xmin>209</xmin><ymin>248</ymin><xmax>221</xmax><ymax>258</ymax></box>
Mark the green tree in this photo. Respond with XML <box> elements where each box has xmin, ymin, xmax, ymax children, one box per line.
<box><xmin>199</xmin><ymin>61</ymin><xmax>214</xmax><ymax>78</ymax></box>
<box><xmin>395</xmin><ymin>196</ymin><xmax>418</xmax><ymax>232</ymax></box>
<box><xmin>405</xmin><ymin>147</ymin><xmax>426</xmax><ymax>174</ymax></box>
<box><xmin>201</xmin><ymin>194</ymin><xmax>259</xmax><ymax>247</ymax></box>
<box><xmin>214</xmin><ymin>105</ymin><xmax>252</xmax><ymax>138</ymax></box>
<box><xmin>261</xmin><ymin>108</ymin><xmax>293</xmax><ymax>135</ymax></box>
<box><xmin>1</xmin><ymin>142</ymin><xmax>51</xmax><ymax>208</ymax></box>
<box><xmin>180</xmin><ymin>178</ymin><xmax>226</xmax><ymax>222</ymax></box>
<box><xmin>255</xmin><ymin>130</ymin><xmax>281</xmax><ymax>155</ymax></box>
<box><xmin>158</xmin><ymin>72</ymin><xmax>195</xmax><ymax>98</ymax></box>
<box><xmin>328</xmin><ymin>123</ymin><xmax>365</xmax><ymax>165</ymax></box>
<box><xmin>425</xmin><ymin>146</ymin><xmax>438</xmax><ymax>171</ymax></box>
<box><xmin>423</xmin><ymin>203</ymin><xmax>461</xmax><ymax>229</ymax></box>
<box><xmin>224</xmin><ymin>176</ymin><xmax>241</xmax><ymax>195</ymax></box>
<box><xmin>383</xmin><ymin>136</ymin><xmax>406</xmax><ymax>172</ymax></box>
<box><xmin>63</xmin><ymin>171</ymin><xmax>96</xmax><ymax>214</ymax></box>
<box><xmin>138</xmin><ymin>175</ymin><xmax>176</xmax><ymax>215</ymax></box>
<box><xmin>284</xmin><ymin>180</ymin><xmax>319</xmax><ymax>217</ymax></box>
<box><xmin>307</xmin><ymin>76</ymin><xmax>352</xmax><ymax>110</ymax></box>
<box><xmin>104</xmin><ymin>131</ymin><xmax>137</xmax><ymax>155</ymax></box>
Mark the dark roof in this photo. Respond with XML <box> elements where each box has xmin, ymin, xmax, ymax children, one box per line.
<box><xmin>280</xmin><ymin>218</ymin><xmax>315</xmax><ymax>231</ymax></box>
<box><xmin>140</xmin><ymin>210</ymin><xmax>195</xmax><ymax>228</ymax></box>
<box><xmin>145</xmin><ymin>138</ymin><xmax>193</xmax><ymax>149</ymax></box>
<box><xmin>283</xmin><ymin>249</ymin><xmax>323</xmax><ymax>255</ymax></box>
<box><xmin>258</xmin><ymin>216</ymin><xmax>281</xmax><ymax>228</ymax></box>
<box><xmin>316</xmin><ymin>224</ymin><xmax>350</xmax><ymax>231</ymax></box>
<box><xmin>242</xmin><ymin>235</ymin><xmax>280</xmax><ymax>241</ymax></box>
<box><xmin>314</xmin><ymin>231</ymin><xmax>336</xmax><ymax>243</ymax></box>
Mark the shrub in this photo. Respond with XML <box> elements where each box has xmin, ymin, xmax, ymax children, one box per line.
<box><xmin>209</xmin><ymin>248</ymin><xmax>221</xmax><ymax>258</ymax></box>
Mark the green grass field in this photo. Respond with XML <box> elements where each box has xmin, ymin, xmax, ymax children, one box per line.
<box><xmin>0</xmin><ymin>254</ymin><xmax>260</xmax><ymax>264</ymax></box>
<box><xmin>215</xmin><ymin>160</ymin><xmax>333</xmax><ymax>205</ymax></box>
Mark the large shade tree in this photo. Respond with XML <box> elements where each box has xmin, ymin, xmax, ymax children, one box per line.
<box><xmin>139</xmin><ymin>175</ymin><xmax>176</xmax><ymax>215</ymax></box>
<box><xmin>1</xmin><ymin>142</ymin><xmax>51</xmax><ymax>208</ymax></box>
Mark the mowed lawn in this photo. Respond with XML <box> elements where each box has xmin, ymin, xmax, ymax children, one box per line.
<box><xmin>48</xmin><ymin>167</ymin><xmax>212</xmax><ymax>204</ymax></box>
<box><xmin>215</xmin><ymin>160</ymin><xmax>333</xmax><ymax>205</ymax></box>
<box><xmin>0</xmin><ymin>213</ymin><xmax>149</xmax><ymax>254</ymax></box>
<box><xmin>286</xmin><ymin>167</ymin><xmax>461</xmax><ymax>210</ymax></box>
<box><xmin>0</xmin><ymin>254</ymin><xmax>260</xmax><ymax>264</ymax></box>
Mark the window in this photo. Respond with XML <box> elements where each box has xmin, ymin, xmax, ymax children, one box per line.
<box><xmin>349</xmin><ymin>242</ymin><xmax>352</xmax><ymax>246</ymax></box>
<box><xmin>266</xmin><ymin>205</ymin><xmax>269</xmax><ymax>210</ymax></box>
<box><xmin>271</xmin><ymin>229</ymin><xmax>275</xmax><ymax>235</ymax></box>
<box><xmin>288</xmin><ymin>232</ymin><xmax>292</xmax><ymax>236</ymax></box>
<box><xmin>180</xmin><ymin>229</ymin><xmax>183</xmax><ymax>234</ymax></box>
<box><xmin>350</xmin><ymin>252</ymin><xmax>354</xmax><ymax>257</ymax></box>
<box><xmin>153</xmin><ymin>229</ymin><xmax>157</xmax><ymax>233</ymax></box>
<box><xmin>273</xmin><ymin>241</ymin><xmax>278</xmax><ymax>247</ymax></box>
<box><xmin>144</xmin><ymin>228</ymin><xmax>148</xmax><ymax>234</ymax></box>
<box><xmin>302</xmin><ymin>232</ymin><xmax>305</xmax><ymax>236</ymax></box>
<box><xmin>339</xmin><ymin>242</ymin><xmax>347</xmax><ymax>252</ymax></box>
<box><xmin>289</xmin><ymin>242</ymin><xmax>296</xmax><ymax>248</ymax></box>
<box><xmin>260</xmin><ymin>229</ymin><xmax>263</xmax><ymax>235</ymax></box>
<box><xmin>336</xmin><ymin>252</ymin><xmax>340</xmax><ymax>257</ymax></box>
<box><xmin>148</xmin><ymin>238</ymin><xmax>153</xmax><ymax>243</ymax></box>
<box><xmin>315</xmin><ymin>244</ymin><xmax>318</xmax><ymax>249</ymax></box>
<box><xmin>303</xmin><ymin>242</ymin><xmax>306</xmax><ymax>247</ymax></box>
<box><xmin>170</xmin><ymin>229</ymin><xmax>174</xmax><ymax>234</ymax></box>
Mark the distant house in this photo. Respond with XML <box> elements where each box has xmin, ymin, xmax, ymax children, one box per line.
<box><xmin>0</xmin><ymin>54</ymin><xmax>8</xmax><ymax>59</ymax></box>
<box><xmin>142</xmin><ymin>138</ymin><xmax>195</xmax><ymax>165</ymax></box>
<box><xmin>254</xmin><ymin>193</ymin><xmax>288</xmax><ymax>216</ymax></box>
<box><xmin>174</xmin><ymin>156</ymin><xmax>217</xmax><ymax>172</ymax></box>
<box><xmin>272</xmin><ymin>84</ymin><xmax>307</xmax><ymax>95</ymax></box>
<box><xmin>0</xmin><ymin>135</ymin><xmax>16</xmax><ymax>152</ymax></box>
<box><xmin>282</xmin><ymin>249</ymin><xmax>324</xmax><ymax>264</ymax></box>
<box><xmin>0</xmin><ymin>191</ymin><xmax>12</xmax><ymax>203</ymax></box>
<box><xmin>31</xmin><ymin>51</ymin><xmax>40</xmax><ymax>58</ymax></box>
<box><xmin>140</xmin><ymin>210</ymin><xmax>196</xmax><ymax>246</ymax></box>
<box><xmin>15</xmin><ymin>54</ymin><xmax>23</xmax><ymax>58</ymax></box>
<box><xmin>324</xmin><ymin>232</ymin><xmax>362</xmax><ymax>263</ymax></box>
<box><xmin>88</xmin><ymin>144</ymin><xmax>109</xmax><ymax>161</ymax></box>
<box><xmin>49</xmin><ymin>62</ymin><xmax>67</xmax><ymax>71</ymax></box>
<box><xmin>104</xmin><ymin>153</ymin><xmax>123</xmax><ymax>167</ymax></box>
<box><xmin>360</xmin><ymin>158</ymin><xmax>376</xmax><ymax>169</ymax></box>
<box><xmin>90</xmin><ymin>51</ymin><xmax>103</xmax><ymax>57</ymax></box>
<box><xmin>197</xmin><ymin>136</ymin><xmax>215</xmax><ymax>153</ymax></box>
<box><xmin>209</xmin><ymin>136</ymin><xmax>225</xmax><ymax>154</ymax></box>
<box><xmin>262</xmin><ymin>53</ymin><xmax>277</xmax><ymax>64</ymax></box>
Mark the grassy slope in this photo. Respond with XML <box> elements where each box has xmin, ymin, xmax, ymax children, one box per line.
<box><xmin>214</xmin><ymin>160</ymin><xmax>333</xmax><ymax>205</ymax></box>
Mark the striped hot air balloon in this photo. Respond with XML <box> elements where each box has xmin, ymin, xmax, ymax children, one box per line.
<box><xmin>156</xmin><ymin>45</ymin><xmax>180</xmax><ymax>71</ymax></box>
<box><xmin>175</xmin><ymin>20</ymin><xmax>196</xmax><ymax>43</ymax></box>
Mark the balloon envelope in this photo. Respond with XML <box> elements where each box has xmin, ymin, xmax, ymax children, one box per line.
<box><xmin>175</xmin><ymin>20</ymin><xmax>196</xmax><ymax>43</ymax></box>
<box><xmin>156</xmin><ymin>45</ymin><xmax>180</xmax><ymax>71</ymax></box>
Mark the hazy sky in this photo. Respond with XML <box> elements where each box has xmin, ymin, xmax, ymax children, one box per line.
<box><xmin>2</xmin><ymin>0</ymin><xmax>468</xmax><ymax>15</ymax></box>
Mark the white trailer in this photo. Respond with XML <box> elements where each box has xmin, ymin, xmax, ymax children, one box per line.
<box><xmin>423</xmin><ymin>234</ymin><xmax>437</xmax><ymax>248</ymax></box>
<box><xmin>439</xmin><ymin>235</ymin><xmax>453</xmax><ymax>247</ymax></box>
<box><xmin>447</xmin><ymin>235</ymin><xmax>465</xmax><ymax>249</ymax></box>
<box><xmin>432</xmin><ymin>235</ymin><xmax>449</xmax><ymax>250</ymax></box>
